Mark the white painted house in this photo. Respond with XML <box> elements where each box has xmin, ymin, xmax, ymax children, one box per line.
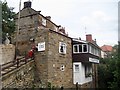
<box><xmin>72</xmin><ymin>34</ymin><xmax>101</xmax><ymax>88</ymax></box>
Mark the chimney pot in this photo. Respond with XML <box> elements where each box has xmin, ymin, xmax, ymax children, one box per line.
<box><xmin>86</xmin><ymin>34</ymin><xmax>92</xmax><ymax>42</ymax></box>
<box><xmin>24</xmin><ymin>1</ymin><xmax>32</xmax><ymax>8</ymax></box>
<box><xmin>46</xmin><ymin>16</ymin><xmax>51</xmax><ymax>20</ymax></box>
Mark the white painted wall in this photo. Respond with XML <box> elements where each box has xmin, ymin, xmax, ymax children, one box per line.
<box><xmin>73</xmin><ymin>62</ymin><xmax>92</xmax><ymax>85</ymax></box>
<box><xmin>101</xmin><ymin>50</ymin><xmax>107</xmax><ymax>58</ymax></box>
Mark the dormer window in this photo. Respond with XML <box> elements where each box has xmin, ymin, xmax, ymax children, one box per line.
<box><xmin>73</xmin><ymin>44</ymin><xmax>88</xmax><ymax>53</ymax></box>
<box><xmin>42</xmin><ymin>18</ymin><xmax>46</xmax><ymax>26</ymax></box>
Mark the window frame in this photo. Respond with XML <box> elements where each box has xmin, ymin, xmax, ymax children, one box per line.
<box><xmin>74</xmin><ymin>64</ymin><xmax>79</xmax><ymax>72</ymax></box>
<box><xmin>73</xmin><ymin>44</ymin><xmax>88</xmax><ymax>53</ymax></box>
<box><xmin>42</xmin><ymin>18</ymin><xmax>46</xmax><ymax>26</ymax></box>
<box><xmin>59</xmin><ymin>42</ymin><xmax>66</xmax><ymax>54</ymax></box>
<box><xmin>84</xmin><ymin>64</ymin><xmax>92</xmax><ymax>78</ymax></box>
<box><xmin>89</xmin><ymin>45</ymin><xmax>100</xmax><ymax>56</ymax></box>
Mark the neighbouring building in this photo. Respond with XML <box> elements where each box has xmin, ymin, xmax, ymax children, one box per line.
<box><xmin>72</xmin><ymin>34</ymin><xmax>101</xmax><ymax>88</ymax></box>
<box><xmin>101</xmin><ymin>45</ymin><xmax>113</xmax><ymax>58</ymax></box>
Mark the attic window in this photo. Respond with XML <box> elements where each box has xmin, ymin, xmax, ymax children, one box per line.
<box><xmin>59</xmin><ymin>42</ymin><xmax>66</xmax><ymax>54</ymax></box>
<box><xmin>42</xmin><ymin>18</ymin><xmax>46</xmax><ymax>26</ymax></box>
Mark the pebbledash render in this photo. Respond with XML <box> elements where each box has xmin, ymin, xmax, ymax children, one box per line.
<box><xmin>13</xmin><ymin>1</ymin><xmax>100</xmax><ymax>88</ymax></box>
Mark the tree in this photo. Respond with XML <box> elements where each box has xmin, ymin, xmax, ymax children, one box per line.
<box><xmin>98</xmin><ymin>44</ymin><xmax>119</xmax><ymax>89</ymax></box>
<box><xmin>109</xmin><ymin>43</ymin><xmax>120</xmax><ymax>89</ymax></box>
<box><xmin>2</xmin><ymin>0</ymin><xmax>16</xmax><ymax>43</ymax></box>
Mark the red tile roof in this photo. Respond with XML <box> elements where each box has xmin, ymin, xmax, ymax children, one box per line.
<box><xmin>101</xmin><ymin>45</ymin><xmax>113</xmax><ymax>52</ymax></box>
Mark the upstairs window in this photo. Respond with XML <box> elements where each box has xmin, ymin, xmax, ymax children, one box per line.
<box><xmin>73</xmin><ymin>44</ymin><xmax>88</xmax><ymax>53</ymax></box>
<box><xmin>59</xmin><ymin>42</ymin><xmax>66</xmax><ymax>54</ymax></box>
<box><xmin>42</xmin><ymin>18</ymin><xmax>46</xmax><ymax>26</ymax></box>
<box><xmin>73</xmin><ymin>45</ymin><xmax>78</xmax><ymax>53</ymax></box>
<box><xmin>79</xmin><ymin>45</ymin><xmax>82</xmax><ymax>52</ymax></box>
<box><xmin>83</xmin><ymin>44</ymin><xmax>87</xmax><ymax>52</ymax></box>
<box><xmin>89</xmin><ymin>45</ymin><xmax>100</xmax><ymax>56</ymax></box>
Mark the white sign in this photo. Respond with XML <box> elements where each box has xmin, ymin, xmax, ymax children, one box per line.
<box><xmin>89</xmin><ymin>58</ymin><xmax>99</xmax><ymax>63</ymax></box>
<box><xmin>38</xmin><ymin>42</ymin><xmax>45</xmax><ymax>51</ymax></box>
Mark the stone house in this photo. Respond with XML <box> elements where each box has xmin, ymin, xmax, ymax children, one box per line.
<box><xmin>34</xmin><ymin>29</ymin><xmax>73</xmax><ymax>88</ymax></box>
<box><xmin>72</xmin><ymin>34</ymin><xmax>101</xmax><ymax>88</ymax></box>
<box><xmin>13</xmin><ymin>1</ymin><xmax>67</xmax><ymax>55</ymax></box>
<box><xmin>13</xmin><ymin>1</ymin><xmax>73</xmax><ymax>88</ymax></box>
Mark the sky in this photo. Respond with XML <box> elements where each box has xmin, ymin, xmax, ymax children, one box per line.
<box><xmin>3</xmin><ymin>0</ymin><xmax>119</xmax><ymax>46</ymax></box>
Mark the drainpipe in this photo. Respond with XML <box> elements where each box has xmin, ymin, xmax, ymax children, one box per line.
<box><xmin>15</xmin><ymin>0</ymin><xmax>21</xmax><ymax>59</ymax></box>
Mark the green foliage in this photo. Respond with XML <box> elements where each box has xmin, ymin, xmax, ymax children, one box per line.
<box><xmin>98</xmin><ymin>44</ymin><xmax>120</xmax><ymax>89</ymax></box>
<box><xmin>2</xmin><ymin>0</ymin><xmax>16</xmax><ymax>43</ymax></box>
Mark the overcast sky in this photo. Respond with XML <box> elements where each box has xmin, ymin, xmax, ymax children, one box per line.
<box><xmin>3</xmin><ymin>0</ymin><xmax>119</xmax><ymax>46</ymax></box>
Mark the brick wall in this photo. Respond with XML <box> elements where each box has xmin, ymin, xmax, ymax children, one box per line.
<box><xmin>0</xmin><ymin>44</ymin><xmax>15</xmax><ymax>65</ymax></box>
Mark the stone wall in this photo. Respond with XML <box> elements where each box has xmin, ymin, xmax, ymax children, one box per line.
<box><xmin>47</xmin><ymin>30</ymin><xmax>73</xmax><ymax>88</ymax></box>
<box><xmin>0</xmin><ymin>44</ymin><xmax>15</xmax><ymax>65</ymax></box>
<box><xmin>2</xmin><ymin>60</ymin><xmax>36</xmax><ymax>88</ymax></box>
<box><xmin>34</xmin><ymin>29</ymin><xmax>49</xmax><ymax>87</ymax></box>
<box><xmin>34</xmin><ymin>29</ymin><xmax>73</xmax><ymax>88</ymax></box>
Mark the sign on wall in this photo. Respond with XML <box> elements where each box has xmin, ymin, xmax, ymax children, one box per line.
<box><xmin>38</xmin><ymin>42</ymin><xmax>45</xmax><ymax>51</ymax></box>
<box><xmin>89</xmin><ymin>57</ymin><xmax>99</xmax><ymax>63</ymax></box>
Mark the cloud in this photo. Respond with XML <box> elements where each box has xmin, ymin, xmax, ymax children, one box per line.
<box><xmin>5</xmin><ymin>0</ymin><xmax>118</xmax><ymax>46</ymax></box>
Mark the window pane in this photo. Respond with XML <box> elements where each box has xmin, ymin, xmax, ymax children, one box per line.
<box><xmin>79</xmin><ymin>45</ymin><xmax>82</xmax><ymax>52</ymax></box>
<box><xmin>75</xmin><ymin>65</ymin><xmax>79</xmax><ymax>72</ymax></box>
<box><xmin>74</xmin><ymin>45</ymin><xmax>78</xmax><ymax>52</ymax></box>
<box><xmin>83</xmin><ymin>45</ymin><xmax>87</xmax><ymax>52</ymax></box>
<box><xmin>60</xmin><ymin>45</ymin><xmax>64</xmax><ymax>52</ymax></box>
<box><xmin>59</xmin><ymin>42</ymin><xmax>66</xmax><ymax>54</ymax></box>
<box><xmin>91</xmin><ymin>46</ymin><xmax>94</xmax><ymax>54</ymax></box>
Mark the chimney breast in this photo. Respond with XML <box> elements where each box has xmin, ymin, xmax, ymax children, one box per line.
<box><xmin>24</xmin><ymin>1</ymin><xmax>32</xmax><ymax>8</ymax></box>
<box><xmin>86</xmin><ymin>34</ymin><xmax>92</xmax><ymax>42</ymax></box>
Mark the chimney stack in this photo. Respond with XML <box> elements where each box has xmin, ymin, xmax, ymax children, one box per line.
<box><xmin>86</xmin><ymin>34</ymin><xmax>93</xmax><ymax>42</ymax></box>
<box><xmin>46</xmin><ymin>16</ymin><xmax>51</xmax><ymax>20</ymax></box>
<box><xmin>59</xmin><ymin>27</ymin><xmax>65</xmax><ymax>34</ymax></box>
<box><xmin>24</xmin><ymin>1</ymin><xmax>32</xmax><ymax>8</ymax></box>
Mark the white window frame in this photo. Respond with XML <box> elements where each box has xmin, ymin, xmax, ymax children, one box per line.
<box><xmin>59</xmin><ymin>42</ymin><xmax>66</xmax><ymax>54</ymax></box>
<box><xmin>73</xmin><ymin>45</ymin><xmax>79</xmax><ymax>53</ymax></box>
<box><xmin>89</xmin><ymin>45</ymin><xmax>100</xmax><ymax>56</ymax></box>
<box><xmin>73</xmin><ymin>44</ymin><xmax>88</xmax><ymax>53</ymax></box>
<box><xmin>74</xmin><ymin>64</ymin><xmax>79</xmax><ymax>72</ymax></box>
<box><xmin>82</xmin><ymin>44</ymin><xmax>88</xmax><ymax>53</ymax></box>
<box><xmin>42</xmin><ymin>18</ymin><xmax>46</xmax><ymax>26</ymax></box>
